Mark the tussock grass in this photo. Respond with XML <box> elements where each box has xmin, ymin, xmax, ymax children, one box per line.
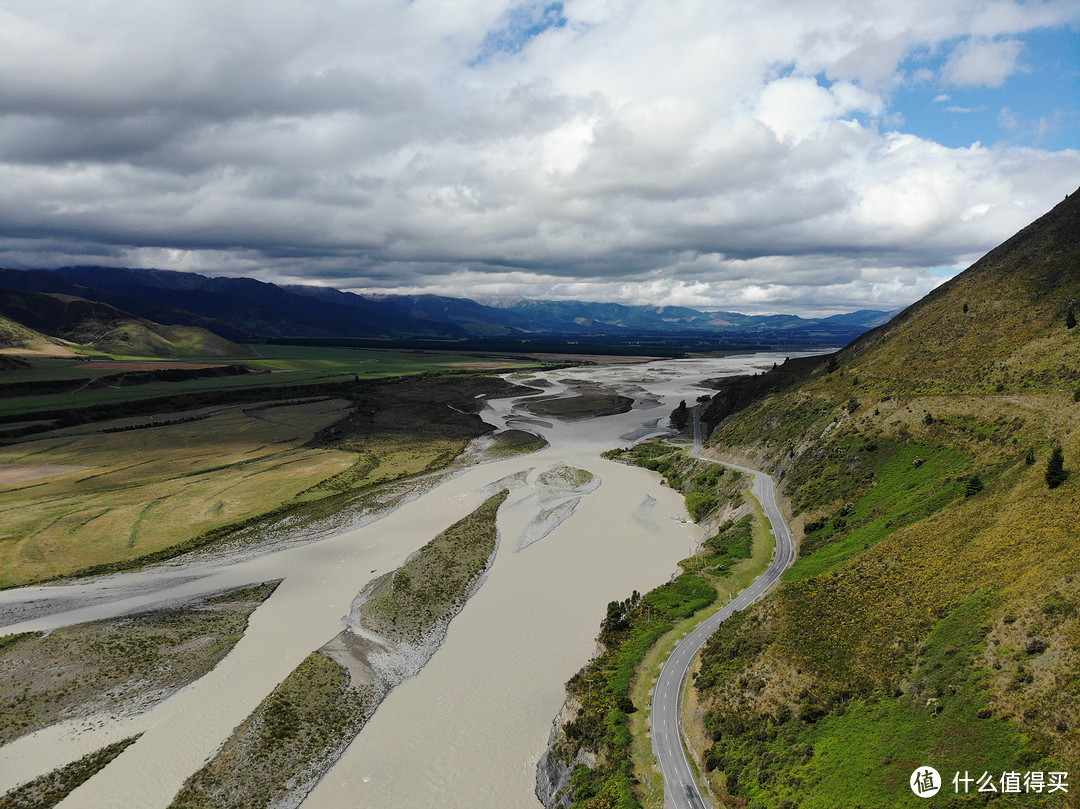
<box><xmin>0</xmin><ymin>736</ymin><xmax>140</xmax><ymax>809</ymax></box>
<box><xmin>360</xmin><ymin>490</ymin><xmax>508</xmax><ymax>643</ymax></box>
<box><xmin>168</xmin><ymin>653</ymin><xmax>372</xmax><ymax>809</ymax></box>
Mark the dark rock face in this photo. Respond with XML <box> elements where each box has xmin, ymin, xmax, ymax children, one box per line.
<box><xmin>535</xmin><ymin>747</ymin><xmax>576</xmax><ymax>809</ymax></box>
<box><xmin>535</xmin><ymin>693</ymin><xmax>594</xmax><ymax>809</ymax></box>
<box><xmin>700</xmin><ymin>353</ymin><xmax>826</xmax><ymax>437</ymax></box>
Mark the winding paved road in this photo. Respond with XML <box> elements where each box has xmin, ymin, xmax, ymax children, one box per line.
<box><xmin>650</xmin><ymin>408</ymin><xmax>796</xmax><ymax>809</ymax></box>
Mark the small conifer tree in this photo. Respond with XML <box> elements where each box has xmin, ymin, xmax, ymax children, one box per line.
<box><xmin>1046</xmin><ymin>446</ymin><xmax>1067</xmax><ymax>489</ymax></box>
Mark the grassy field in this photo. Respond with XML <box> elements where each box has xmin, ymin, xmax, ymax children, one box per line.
<box><xmin>0</xmin><ymin>399</ymin><xmax>356</xmax><ymax>586</ymax></box>
<box><xmin>0</xmin><ymin>345</ymin><xmax>542</xmax><ymax>420</ymax></box>
<box><xmin>0</xmin><ymin>365</ymin><xmax>540</xmax><ymax>588</ymax></box>
<box><xmin>0</xmin><ymin>582</ymin><xmax>280</xmax><ymax>747</ymax></box>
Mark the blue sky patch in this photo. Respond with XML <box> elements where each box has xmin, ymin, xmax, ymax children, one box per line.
<box><xmin>887</xmin><ymin>28</ymin><xmax>1080</xmax><ymax>150</ymax></box>
<box><xmin>471</xmin><ymin>2</ymin><xmax>567</xmax><ymax>65</ymax></box>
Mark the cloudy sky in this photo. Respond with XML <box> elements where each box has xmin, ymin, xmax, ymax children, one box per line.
<box><xmin>1</xmin><ymin>0</ymin><xmax>1078</xmax><ymax>315</ymax></box>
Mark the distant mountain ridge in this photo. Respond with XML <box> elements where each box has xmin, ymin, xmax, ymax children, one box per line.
<box><xmin>0</xmin><ymin>265</ymin><xmax>898</xmax><ymax>347</ymax></box>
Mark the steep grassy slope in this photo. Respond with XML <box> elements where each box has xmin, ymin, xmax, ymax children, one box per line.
<box><xmin>695</xmin><ymin>191</ymin><xmax>1080</xmax><ymax>807</ymax></box>
<box><xmin>0</xmin><ymin>314</ymin><xmax>51</xmax><ymax>350</ymax></box>
<box><xmin>843</xmin><ymin>193</ymin><xmax>1080</xmax><ymax>394</ymax></box>
<box><xmin>0</xmin><ymin>289</ymin><xmax>249</xmax><ymax>358</ymax></box>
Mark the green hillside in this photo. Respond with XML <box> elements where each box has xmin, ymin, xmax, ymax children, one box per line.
<box><xmin>0</xmin><ymin>313</ymin><xmax>54</xmax><ymax>350</ymax></box>
<box><xmin>695</xmin><ymin>191</ymin><xmax>1080</xmax><ymax>807</ymax></box>
<box><xmin>0</xmin><ymin>290</ymin><xmax>250</xmax><ymax>358</ymax></box>
<box><xmin>0</xmin><ymin>314</ymin><xmax>44</xmax><ymax>347</ymax></box>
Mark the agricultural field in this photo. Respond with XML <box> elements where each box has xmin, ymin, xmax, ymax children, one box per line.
<box><xmin>0</xmin><ymin>344</ymin><xmax>542</xmax><ymax>420</ymax></box>
<box><xmin>0</xmin><ymin>399</ymin><xmax>357</xmax><ymax>587</ymax></box>
<box><xmin>0</xmin><ymin>350</ymin><xmax>544</xmax><ymax>588</ymax></box>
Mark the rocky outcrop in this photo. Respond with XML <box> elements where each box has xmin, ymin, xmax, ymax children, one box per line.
<box><xmin>534</xmin><ymin>693</ymin><xmax>597</xmax><ymax>809</ymax></box>
<box><xmin>699</xmin><ymin>353</ymin><xmax>825</xmax><ymax>437</ymax></box>
<box><xmin>535</xmin><ymin>746</ymin><xmax>576</xmax><ymax>809</ymax></box>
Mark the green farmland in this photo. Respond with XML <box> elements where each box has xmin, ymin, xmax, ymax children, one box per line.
<box><xmin>0</xmin><ymin>345</ymin><xmax>542</xmax><ymax>420</ymax></box>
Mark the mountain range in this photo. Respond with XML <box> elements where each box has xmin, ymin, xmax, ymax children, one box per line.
<box><xmin>0</xmin><ymin>265</ymin><xmax>896</xmax><ymax>353</ymax></box>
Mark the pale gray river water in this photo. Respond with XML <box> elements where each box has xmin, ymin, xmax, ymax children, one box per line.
<box><xmin>0</xmin><ymin>353</ymin><xmax>807</xmax><ymax>808</ymax></box>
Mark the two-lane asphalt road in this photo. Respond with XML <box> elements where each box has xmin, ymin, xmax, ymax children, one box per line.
<box><xmin>651</xmin><ymin>409</ymin><xmax>795</xmax><ymax>809</ymax></box>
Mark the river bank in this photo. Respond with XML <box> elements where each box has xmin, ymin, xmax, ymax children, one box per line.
<box><xmin>0</xmin><ymin>352</ymin><xmax>807</xmax><ymax>808</ymax></box>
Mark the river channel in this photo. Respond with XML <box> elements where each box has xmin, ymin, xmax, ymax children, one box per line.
<box><xmin>0</xmin><ymin>352</ymin><xmax>799</xmax><ymax>809</ymax></box>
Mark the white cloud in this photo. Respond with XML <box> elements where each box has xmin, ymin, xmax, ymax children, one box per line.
<box><xmin>942</xmin><ymin>38</ymin><xmax>1025</xmax><ymax>87</ymax></box>
<box><xmin>0</xmin><ymin>0</ymin><xmax>1077</xmax><ymax>316</ymax></box>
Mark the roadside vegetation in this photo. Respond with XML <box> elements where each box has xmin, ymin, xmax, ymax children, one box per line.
<box><xmin>553</xmin><ymin>575</ymin><xmax>717</xmax><ymax>809</ymax></box>
<box><xmin>602</xmin><ymin>441</ymin><xmax>746</xmax><ymax>524</ymax></box>
<box><xmin>689</xmin><ymin>192</ymin><xmax>1080</xmax><ymax>807</ymax></box>
<box><xmin>0</xmin><ymin>581</ymin><xmax>280</xmax><ymax>747</ymax></box>
<box><xmin>542</xmin><ymin>443</ymin><xmax>777</xmax><ymax>809</ymax></box>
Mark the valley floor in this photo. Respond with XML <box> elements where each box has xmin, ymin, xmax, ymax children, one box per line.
<box><xmin>0</xmin><ymin>352</ymin><xmax>797</xmax><ymax>809</ymax></box>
